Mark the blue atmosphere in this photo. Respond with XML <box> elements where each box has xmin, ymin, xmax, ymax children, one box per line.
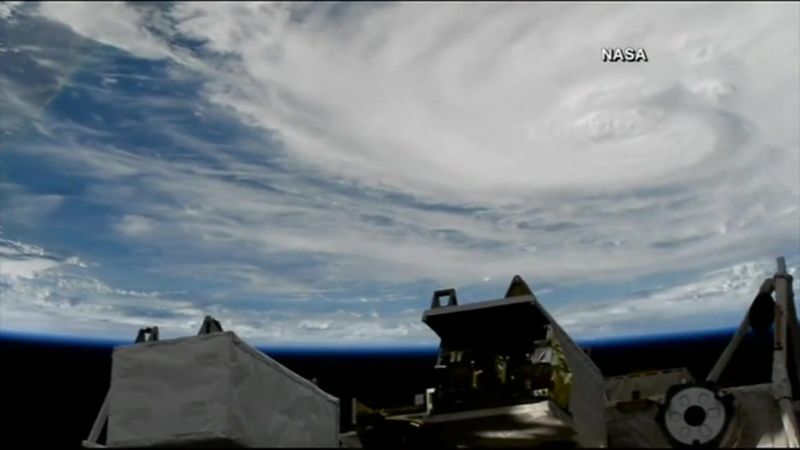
<box><xmin>1</xmin><ymin>2</ymin><xmax>798</xmax><ymax>347</ymax></box>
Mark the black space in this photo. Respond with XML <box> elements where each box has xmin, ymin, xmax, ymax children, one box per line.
<box><xmin>0</xmin><ymin>329</ymin><xmax>775</xmax><ymax>448</ymax></box>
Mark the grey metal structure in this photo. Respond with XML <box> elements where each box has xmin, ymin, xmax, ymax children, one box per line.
<box><xmin>82</xmin><ymin>257</ymin><xmax>799</xmax><ymax>448</ymax></box>
<box><xmin>83</xmin><ymin>317</ymin><xmax>340</xmax><ymax>448</ymax></box>
<box><xmin>606</xmin><ymin>257</ymin><xmax>800</xmax><ymax>448</ymax></box>
<box><xmin>420</xmin><ymin>275</ymin><xmax>607</xmax><ymax>447</ymax></box>
<box><xmin>349</xmin><ymin>257</ymin><xmax>799</xmax><ymax>448</ymax></box>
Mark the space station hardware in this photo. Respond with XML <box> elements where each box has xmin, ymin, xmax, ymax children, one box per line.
<box><xmin>134</xmin><ymin>326</ymin><xmax>159</xmax><ymax>343</ymax></box>
<box><xmin>656</xmin><ymin>383</ymin><xmax>737</xmax><ymax>448</ymax></box>
<box><xmin>601</xmin><ymin>257</ymin><xmax>800</xmax><ymax>448</ymax></box>
<box><xmin>419</xmin><ymin>275</ymin><xmax>608</xmax><ymax>448</ymax></box>
<box><xmin>82</xmin><ymin>317</ymin><xmax>340</xmax><ymax>448</ymax></box>
<box><xmin>345</xmin><ymin>397</ymin><xmax>434</xmax><ymax>448</ymax></box>
<box><xmin>605</xmin><ymin>367</ymin><xmax>695</xmax><ymax>406</ymax></box>
<box><xmin>604</xmin><ymin>368</ymin><xmax>695</xmax><ymax>448</ymax></box>
<box><xmin>343</xmin><ymin>257</ymin><xmax>799</xmax><ymax>449</ymax></box>
<box><xmin>687</xmin><ymin>256</ymin><xmax>800</xmax><ymax>448</ymax></box>
<box><xmin>79</xmin><ymin>257</ymin><xmax>799</xmax><ymax>449</ymax></box>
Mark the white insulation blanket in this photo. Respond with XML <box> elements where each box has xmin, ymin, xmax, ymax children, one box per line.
<box><xmin>107</xmin><ymin>331</ymin><xmax>339</xmax><ymax>447</ymax></box>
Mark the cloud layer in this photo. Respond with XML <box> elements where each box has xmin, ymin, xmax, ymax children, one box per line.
<box><xmin>0</xmin><ymin>2</ymin><xmax>798</xmax><ymax>345</ymax></box>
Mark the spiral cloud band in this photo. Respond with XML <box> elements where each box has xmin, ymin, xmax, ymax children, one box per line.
<box><xmin>0</xmin><ymin>2</ymin><xmax>797</xmax><ymax>344</ymax></box>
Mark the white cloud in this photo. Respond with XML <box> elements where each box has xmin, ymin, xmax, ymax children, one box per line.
<box><xmin>35</xmin><ymin>3</ymin><xmax>800</xmax><ymax>197</ymax></box>
<box><xmin>115</xmin><ymin>215</ymin><xmax>154</xmax><ymax>236</ymax></box>
<box><xmin>34</xmin><ymin>2</ymin><xmax>794</xmax><ymax>284</ymax></box>
<box><xmin>553</xmin><ymin>257</ymin><xmax>800</xmax><ymax>339</ymax></box>
<box><xmin>299</xmin><ymin>319</ymin><xmax>331</xmax><ymax>331</ymax></box>
<box><xmin>1</xmin><ymin>235</ymin><xmax>797</xmax><ymax>346</ymax></box>
<box><xmin>0</xmin><ymin>236</ymin><xmax>433</xmax><ymax>345</ymax></box>
<box><xmin>277</xmin><ymin>4</ymin><xmax>792</xmax><ymax>281</ymax></box>
<box><xmin>0</xmin><ymin>184</ymin><xmax>64</xmax><ymax>226</ymax></box>
<box><xmin>0</xmin><ymin>1</ymin><xmax>22</xmax><ymax>20</ymax></box>
<box><xmin>0</xmin><ymin>238</ymin><xmax>84</xmax><ymax>281</ymax></box>
<box><xmin>0</xmin><ymin>251</ymin><xmax>60</xmax><ymax>281</ymax></box>
<box><xmin>3</xmin><ymin>3</ymin><xmax>798</xmax><ymax>343</ymax></box>
<box><xmin>159</xmin><ymin>2</ymin><xmax>799</xmax><ymax>202</ymax></box>
<box><xmin>37</xmin><ymin>2</ymin><xmax>171</xmax><ymax>60</ymax></box>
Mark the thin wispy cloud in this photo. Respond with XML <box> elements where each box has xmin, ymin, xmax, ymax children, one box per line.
<box><xmin>0</xmin><ymin>2</ymin><xmax>798</xmax><ymax>345</ymax></box>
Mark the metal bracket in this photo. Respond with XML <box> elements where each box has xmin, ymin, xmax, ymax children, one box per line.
<box><xmin>505</xmin><ymin>275</ymin><xmax>533</xmax><ymax>298</ymax></box>
<box><xmin>431</xmin><ymin>289</ymin><xmax>458</xmax><ymax>309</ymax></box>
<box><xmin>134</xmin><ymin>326</ymin><xmax>159</xmax><ymax>343</ymax></box>
<box><xmin>83</xmin><ymin>325</ymin><xmax>162</xmax><ymax>447</ymax></box>
<box><xmin>197</xmin><ymin>315</ymin><xmax>224</xmax><ymax>335</ymax></box>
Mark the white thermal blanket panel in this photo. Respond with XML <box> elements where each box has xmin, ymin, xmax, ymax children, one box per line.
<box><xmin>107</xmin><ymin>331</ymin><xmax>339</xmax><ymax>447</ymax></box>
